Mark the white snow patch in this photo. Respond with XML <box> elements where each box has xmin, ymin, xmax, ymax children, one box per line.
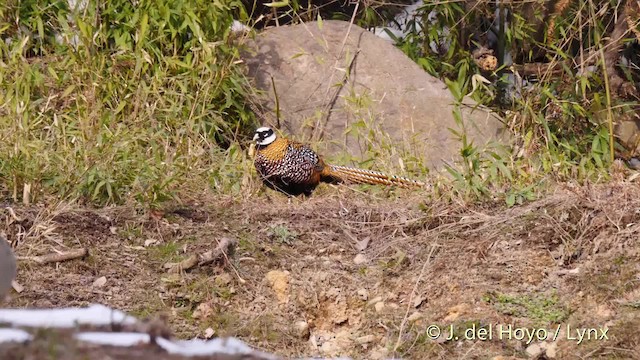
<box><xmin>75</xmin><ymin>332</ymin><xmax>150</xmax><ymax>347</ymax></box>
<box><xmin>0</xmin><ymin>328</ymin><xmax>32</xmax><ymax>343</ymax></box>
<box><xmin>74</xmin><ymin>331</ymin><xmax>277</xmax><ymax>358</ymax></box>
<box><xmin>0</xmin><ymin>304</ymin><xmax>138</xmax><ymax>328</ymax></box>
<box><xmin>157</xmin><ymin>337</ymin><xmax>261</xmax><ymax>356</ymax></box>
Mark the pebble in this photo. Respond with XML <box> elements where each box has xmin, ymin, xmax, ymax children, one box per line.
<box><xmin>356</xmin><ymin>288</ymin><xmax>369</xmax><ymax>301</ymax></box>
<box><xmin>525</xmin><ymin>344</ymin><xmax>542</xmax><ymax>358</ymax></box>
<box><xmin>374</xmin><ymin>301</ymin><xmax>385</xmax><ymax>313</ymax></box>
<box><xmin>293</xmin><ymin>321</ymin><xmax>309</xmax><ymax>338</ymax></box>
<box><xmin>92</xmin><ymin>276</ymin><xmax>107</xmax><ymax>288</ymax></box>
<box><xmin>367</xmin><ymin>296</ymin><xmax>383</xmax><ymax>306</ymax></box>
<box><xmin>369</xmin><ymin>346</ymin><xmax>389</xmax><ymax>360</ymax></box>
<box><xmin>353</xmin><ymin>254</ymin><xmax>367</xmax><ymax>265</ymax></box>
<box><xmin>407</xmin><ymin>312</ymin><xmax>423</xmax><ymax>322</ymax></box>
<box><xmin>355</xmin><ymin>335</ymin><xmax>375</xmax><ymax>344</ymax></box>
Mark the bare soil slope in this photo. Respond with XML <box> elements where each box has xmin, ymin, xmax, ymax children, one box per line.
<box><xmin>3</xmin><ymin>182</ymin><xmax>640</xmax><ymax>359</ymax></box>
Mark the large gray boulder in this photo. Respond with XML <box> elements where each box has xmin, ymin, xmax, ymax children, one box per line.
<box><xmin>242</xmin><ymin>20</ymin><xmax>508</xmax><ymax>170</ymax></box>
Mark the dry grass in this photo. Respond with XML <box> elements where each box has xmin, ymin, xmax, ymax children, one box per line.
<box><xmin>3</xmin><ymin>179</ymin><xmax>640</xmax><ymax>359</ymax></box>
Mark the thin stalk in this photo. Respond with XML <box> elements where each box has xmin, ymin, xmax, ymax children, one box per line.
<box><xmin>598</xmin><ymin>47</ymin><xmax>615</xmax><ymax>164</ymax></box>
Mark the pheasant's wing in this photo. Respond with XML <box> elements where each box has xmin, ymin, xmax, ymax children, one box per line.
<box><xmin>281</xmin><ymin>141</ymin><xmax>324</xmax><ymax>184</ymax></box>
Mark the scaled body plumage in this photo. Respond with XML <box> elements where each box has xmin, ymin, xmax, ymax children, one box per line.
<box><xmin>252</xmin><ymin>127</ymin><xmax>425</xmax><ymax>196</ymax></box>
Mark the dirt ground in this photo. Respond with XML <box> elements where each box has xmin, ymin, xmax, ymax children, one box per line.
<box><xmin>3</xmin><ymin>181</ymin><xmax>640</xmax><ymax>359</ymax></box>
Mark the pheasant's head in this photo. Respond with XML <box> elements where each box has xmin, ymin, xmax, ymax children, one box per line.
<box><xmin>253</xmin><ymin>127</ymin><xmax>276</xmax><ymax>146</ymax></box>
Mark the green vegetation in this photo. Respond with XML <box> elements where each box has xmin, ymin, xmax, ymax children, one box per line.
<box><xmin>268</xmin><ymin>224</ymin><xmax>298</xmax><ymax>245</ymax></box>
<box><xmin>0</xmin><ymin>0</ymin><xmax>637</xmax><ymax>208</ymax></box>
<box><xmin>484</xmin><ymin>291</ymin><xmax>571</xmax><ymax>325</ymax></box>
<box><xmin>148</xmin><ymin>241</ymin><xmax>182</xmax><ymax>263</ymax></box>
<box><xmin>396</xmin><ymin>0</ymin><xmax>638</xmax><ymax>204</ymax></box>
<box><xmin>0</xmin><ymin>0</ymin><xmax>254</xmax><ymax>207</ymax></box>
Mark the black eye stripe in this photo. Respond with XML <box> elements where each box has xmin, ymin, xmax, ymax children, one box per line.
<box><xmin>254</xmin><ymin>128</ymin><xmax>275</xmax><ymax>144</ymax></box>
<box><xmin>258</xmin><ymin>129</ymin><xmax>273</xmax><ymax>139</ymax></box>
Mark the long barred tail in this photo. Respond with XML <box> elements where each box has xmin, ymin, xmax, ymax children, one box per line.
<box><xmin>325</xmin><ymin>164</ymin><xmax>426</xmax><ymax>188</ymax></box>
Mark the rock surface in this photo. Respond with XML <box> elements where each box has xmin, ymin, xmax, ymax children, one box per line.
<box><xmin>0</xmin><ymin>237</ymin><xmax>16</xmax><ymax>301</ymax></box>
<box><xmin>242</xmin><ymin>20</ymin><xmax>508</xmax><ymax>170</ymax></box>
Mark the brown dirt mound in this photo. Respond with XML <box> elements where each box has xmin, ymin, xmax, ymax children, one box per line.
<box><xmin>3</xmin><ymin>182</ymin><xmax>640</xmax><ymax>359</ymax></box>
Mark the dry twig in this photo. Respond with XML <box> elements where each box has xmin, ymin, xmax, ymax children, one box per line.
<box><xmin>164</xmin><ymin>237</ymin><xmax>238</xmax><ymax>274</ymax></box>
<box><xmin>31</xmin><ymin>248</ymin><xmax>88</xmax><ymax>264</ymax></box>
<box><xmin>394</xmin><ymin>244</ymin><xmax>439</xmax><ymax>353</ymax></box>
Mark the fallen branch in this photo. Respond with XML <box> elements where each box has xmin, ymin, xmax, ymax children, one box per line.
<box><xmin>32</xmin><ymin>248</ymin><xmax>88</xmax><ymax>264</ymax></box>
<box><xmin>164</xmin><ymin>237</ymin><xmax>237</xmax><ymax>274</ymax></box>
<box><xmin>164</xmin><ymin>255</ymin><xmax>198</xmax><ymax>274</ymax></box>
<box><xmin>198</xmin><ymin>237</ymin><xmax>237</xmax><ymax>266</ymax></box>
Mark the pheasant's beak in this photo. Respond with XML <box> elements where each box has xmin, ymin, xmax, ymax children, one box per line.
<box><xmin>252</xmin><ymin>133</ymin><xmax>260</xmax><ymax>142</ymax></box>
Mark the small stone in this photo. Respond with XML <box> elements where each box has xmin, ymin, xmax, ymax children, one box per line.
<box><xmin>407</xmin><ymin>312</ymin><xmax>423</xmax><ymax>322</ymax></box>
<box><xmin>354</xmin><ymin>254</ymin><xmax>367</xmax><ymax>265</ymax></box>
<box><xmin>309</xmin><ymin>333</ymin><xmax>318</xmax><ymax>348</ymax></box>
<box><xmin>367</xmin><ymin>296</ymin><xmax>383</xmax><ymax>306</ymax></box>
<box><xmin>356</xmin><ymin>237</ymin><xmax>370</xmax><ymax>251</ymax></box>
<box><xmin>293</xmin><ymin>321</ymin><xmax>310</xmax><ymax>339</ymax></box>
<box><xmin>11</xmin><ymin>281</ymin><xmax>23</xmax><ymax>293</ymax></box>
<box><xmin>356</xmin><ymin>335</ymin><xmax>375</xmax><ymax>344</ymax></box>
<box><xmin>144</xmin><ymin>239</ymin><xmax>158</xmax><ymax>247</ymax></box>
<box><xmin>374</xmin><ymin>301</ymin><xmax>385</xmax><ymax>313</ymax></box>
<box><xmin>369</xmin><ymin>346</ymin><xmax>389</xmax><ymax>360</ymax></box>
<box><xmin>320</xmin><ymin>341</ymin><xmax>340</xmax><ymax>355</ymax></box>
<box><xmin>203</xmin><ymin>327</ymin><xmax>215</xmax><ymax>339</ymax></box>
<box><xmin>413</xmin><ymin>295</ymin><xmax>426</xmax><ymax>308</ymax></box>
<box><xmin>92</xmin><ymin>276</ymin><xmax>107</xmax><ymax>288</ymax></box>
<box><xmin>540</xmin><ymin>342</ymin><xmax>557</xmax><ymax>359</ymax></box>
<box><xmin>333</xmin><ymin>312</ymin><xmax>349</xmax><ymax>325</ymax></box>
<box><xmin>357</xmin><ymin>288</ymin><xmax>369</xmax><ymax>301</ymax></box>
<box><xmin>317</xmin><ymin>330</ymin><xmax>353</xmax><ymax>356</ymax></box>
<box><xmin>525</xmin><ymin>343</ymin><xmax>543</xmax><ymax>358</ymax></box>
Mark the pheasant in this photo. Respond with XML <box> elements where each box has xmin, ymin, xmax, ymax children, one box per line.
<box><xmin>252</xmin><ymin>127</ymin><xmax>426</xmax><ymax>196</ymax></box>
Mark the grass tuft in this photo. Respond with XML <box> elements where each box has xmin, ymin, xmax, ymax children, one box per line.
<box><xmin>0</xmin><ymin>0</ymin><xmax>256</xmax><ymax>206</ymax></box>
